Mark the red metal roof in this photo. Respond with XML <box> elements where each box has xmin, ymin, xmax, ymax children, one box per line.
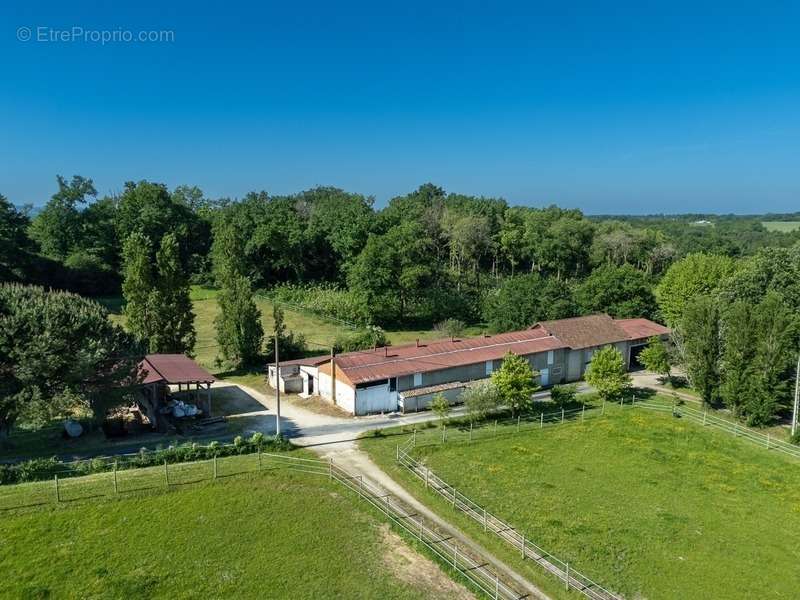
<box><xmin>331</xmin><ymin>329</ymin><xmax>567</xmax><ymax>384</ymax></box>
<box><xmin>139</xmin><ymin>354</ymin><xmax>216</xmax><ymax>385</ymax></box>
<box><xmin>614</xmin><ymin>318</ymin><xmax>670</xmax><ymax>340</ymax></box>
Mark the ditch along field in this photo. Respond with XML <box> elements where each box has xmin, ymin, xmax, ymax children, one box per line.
<box><xmin>0</xmin><ymin>452</ymin><xmax>470</xmax><ymax>600</ymax></box>
<box><xmin>360</xmin><ymin>403</ymin><xmax>800</xmax><ymax>599</ymax></box>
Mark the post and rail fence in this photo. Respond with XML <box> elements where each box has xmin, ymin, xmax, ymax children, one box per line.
<box><xmin>396</xmin><ymin>431</ymin><xmax>622</xmax><ymax>600</ymax></box>
<box><xmin>1</xmin><ymin>446</ymin><xmax>529</xmax><ymax>600</ymax></box>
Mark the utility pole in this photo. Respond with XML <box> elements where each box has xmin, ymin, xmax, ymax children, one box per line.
<box><xmin>275</xmin><ymin>333</ymin><xmax>281</xmax><ymax>438</ymax></box>
<box><xmin>792</xmin><ymin>352</ymin><xmax>800</xmax><ymax>438</ymax></box>
<box><xmin>330</xmin><ymin>347</ymin><xmax>337</xmax><ymax>406</ymax></box>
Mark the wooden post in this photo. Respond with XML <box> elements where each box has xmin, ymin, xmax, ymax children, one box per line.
<box><xmin>425</xmin><ymin>467</ymin><xmax>429</xmax><ymax>489</ymax></box>
<box><xmin>258</xmin><ymin>448</ymin><xmax>262</xmax><ymax>470</ymax></box>
<box><xmin>540</xmin><ymin>412</ymin><xmax>544</xmax><ymax>428</ymax></box>
<box><xmin>494</xmin><ymin>419</ymin><xmax>498</xmax><ymax>437</ymax></box>
<box><xmin>766</xmin><ymin>433</ymin><xmax>770</xmax><ymax>449</ymax></box>
<box><xmin>419</xmin><ymin>516</ymin><xmax>424</xmax><ymax>540</ymax></box>
<box><xmin>703</xmin><ymin>409</ymin><xmax>707</xmax><ymax>426</ymax></box>
<box><xmin>385</xmin><ymin>493</ymin><xmax>390</xmax><ymax>513</ymax></box>
<box><xmin>517</xmin><ymin>415</ymin><xmax>520</xmax><ymax>432</ymax></box>
<box><xmin>413</xmin><ymin>427</ymin><xmax>417</xmax><ymax>446</ymax></box>
<box><xmin>452</xmin><ymin>486</ymin><xmax>457</xmax><ymax>508</ymax></box>
<box><xmin>581</xmin><ymin>403</ymin><xmax>585</xmax><ymax>422</ymax></box>
<box><xmin>483</xmin><ymin>507</ymin><xmax>487</xmax><ymax>531</ymax></box>
<box><xmin>620</xmin><ymin>394</ymin><xmax>624</xmax><ymax>406</ymax></box>
<box><xmin>442</xmin><ymin>424</ymin><xmax>446</xmax><ymax>444</ymax></box>
<box><xmin>521</xmin><ymin>532</ymin><xmax>525</xmax><ymax>558</ymax></box>
<box><xmin>329</xmin><ymin>458</ymin><xmax>333</xmax><ymax>480</ymax></box>
<box><xmin>54</xmin><ymin>474</ymin><xmax>60</xmax><ymax>503</ymax></box>
<box><xmin>275</xmin><ymin>335</ymin><xmax>282</xmax><ymax>436</ymax></box>
<box><xmin>213</xmin><ymin>455</ymin><xmax>218</xmax><ymax>479</ymax></box>
<box><xmin>469</xmin><ymin>421</ymin><xmax>473</xmax><ymax>442</ymax></box>
<box><xmin>632</xmin><ymin>394</ymin><xmax>636</xmax><ymax>407</ymax></box>
<box><xmin>602</xmin><ymin>399</ymin><xmax>605</xmax><ymax>415</ymax></box>
<box><xmin>113</xmin><ymin>461</ymin><xmax>118</xmax><ymax>494</ymax></box>
<box><xmin>453</xmin><ymin>543</ymin><xmax>458</xmax><ymax>568</ymax></box>
<box><xmin>330</xmin><ymin>347</ymin><xmax>337</xmax><ymax>407</ymax></box>
<box><xmin>561</xmin><ymin>407</ymin><xmax>564</xmax><ymax>423</ymax></box>
<box><xmin>565</xmin><ymin>562</ymin><xmax>570</xmax><ymax>590</ymax></box>
<box><xmin>396</xmin><ymin>445</ymin><xmax>399</xmax><ymax>461</ymax></box>
<box><xmin>164</xmin><ymin>460</ymin><xmax>169</xmax><ymax>487</ymax></box>
<box><xmin>495</xmin><ymin>574</ymin><xmax>499</xmax><ymax>599</ymax></box>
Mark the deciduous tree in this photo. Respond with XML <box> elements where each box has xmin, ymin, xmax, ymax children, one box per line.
<box><xmin>492</xmin><ymin>352</ymin><xmax>539</xmax><ymax>416</ymax></box>
<box><xmin>584</xmin><ymin>346</ymin><xmax>631</xmax><ymax>402</ymax></box>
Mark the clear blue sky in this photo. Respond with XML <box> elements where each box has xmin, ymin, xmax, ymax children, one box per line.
<box><xmin>2</xmin><ymin>1</ymin><xmax>799</xmax><ymax>213</ymax></box>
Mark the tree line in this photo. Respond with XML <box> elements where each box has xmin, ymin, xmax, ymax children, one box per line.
<box><xmin>3</xmin><ymin>176</ymin><xmax>800</xmax><ymax>434</ymax></box>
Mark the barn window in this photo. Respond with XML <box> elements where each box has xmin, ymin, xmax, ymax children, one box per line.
<box><xmin>389</xmin><ymin>377</ymin><xmax>397</xmax><ymax>392</ymax></box>
<box><xmin>413</xmin><ymin>372</ymin><xmax>422</xmax><ymax>386</ymax></box>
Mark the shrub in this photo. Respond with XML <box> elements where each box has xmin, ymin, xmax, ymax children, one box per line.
<box><xmin>333</xmin><ymin>326</ymin><xmax>388</xmax><ymax>353</ymax></box>
<box><xmin>550</xmin><ymin>384</ymin><xmax>578</xmax><ymax>407</ymax></box>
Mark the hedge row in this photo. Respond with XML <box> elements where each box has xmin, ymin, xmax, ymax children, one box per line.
<box><xmin>0</xmin><ymin>432</ymin><xmax>291</xmax><ymax>485</ymax></box>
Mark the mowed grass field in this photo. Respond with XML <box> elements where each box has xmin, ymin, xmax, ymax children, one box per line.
<box><xmin>361</xmin><ymin>407</ymin><xmax>800</xmax><ymax>599</ymax></box>
<box><xmin>762</xmin><ymin>220</ymin><xmax>800</xmax><ymax>232</ymax></box>
<box><xmin>0</xmin><ymin>454</ymin><xmax>468</xmax><ymax>600</ymax></box>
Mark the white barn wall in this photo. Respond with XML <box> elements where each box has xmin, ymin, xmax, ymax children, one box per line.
<box><xmin>317</xmin><ymin>371</ymin><xmax>356</xmax><ymax>414</ymax></box>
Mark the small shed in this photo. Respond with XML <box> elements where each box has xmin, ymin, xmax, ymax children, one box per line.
<box><xmin>138</xmin><ymin>354</ymin><xmax>217</xmax><ymax>429</ymax></box>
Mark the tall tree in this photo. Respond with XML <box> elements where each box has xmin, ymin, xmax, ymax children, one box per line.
<box><xmin>0</xmin><ymin>284</ymin><xmax>139</xmax><ymax>440</ymax></box>
<box><xmin>29</xmin><ymin>175</ymin><xmax>97</xmax><ymax>261</ymax></box>
<box><xmin>483</xmin><ymin>273</ymin><xmax>575</xmax><ymax>332</ymax></box>
<box><xmin>121</xmin><ymin>232</ymin><xmax>155</xmax><ymax>344</ymax></box>
<box><xmin>720</xmin><ymin>301</ymin><xmax>758</xmax><ymax>416</ymax></box>
<box><xmin>584</xmin><ymin>346</ymin><xmax>631</xmax><ymax>402</ymax></box>
<box><xmin>0</xmin><ymin>194</ymin><xmax>34</xmax><ymax>282</ymax></box>
<box><xmin>148</xmin><ymin>233</ymin><xmax>196</xmax><ymax>354</ymax></box>
<box><xmin>215</xmin><ymin>275</ymin><xmax>264</xmax><ymax>367</ymax></box>
<box><xmin>212</xmin><ymin>213</ymin><xmax>264</xmax><ymax>368</ymax></box>
<box><xmin>655</xmin><ymin>253</ymin><xmax>737</xmax><ymax>326</ymax></box>
<box><xmin>575</xmin><ymin>264</ymin><xmax>657</xmax><ymax>319</ymax></box>
<box><xmin>677</xmin><ymin>296</ymin><xmax>722</xmax><ymax>406</ymax></box>
<box><xmin>492</xmin><ymin>352</ymin><xmax>539</xmax><ymax>416</ymax></box>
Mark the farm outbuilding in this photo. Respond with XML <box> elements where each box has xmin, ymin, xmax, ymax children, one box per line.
<box><xmin>268</xmin><ymin>314</ymin><xmax>669</xmax><ymax>416</ymax></box>
<box><xmin>137</xmin><ymin>354</ymin><xmax>217</xmax><ymax>429</ymax></box>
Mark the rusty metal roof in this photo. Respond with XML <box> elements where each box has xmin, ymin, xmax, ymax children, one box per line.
<box><xmin>139</xmin><ymin>354</ymin><xmax>216</xmax><ymax>385</ymax></box>
<box><xmin>323</xmin><ymin>315</ymin><xmax>669</xmax><ymax>385</ymax></box>
<box><xmin>332</xmin><ymin>329</ymin><xmax>566</xmax><ymax>384</ymax></box>
<box><xmin>614</xmin><ymin>318</ymin><xmax>670</xmax><ymax>340</ymax></box>
<box><xmin>534</xmin><ymin>314</ymin><xmax>629</xmax><ymax>350</ymax></box>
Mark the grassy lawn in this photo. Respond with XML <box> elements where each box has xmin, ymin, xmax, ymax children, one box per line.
<box><xmin>762</xmin><ymin>220</ymin><xmax>800</xmax><ymax>232</ymax></box>
<box><xmin>0</xmin><ymin>453</ymin><xmax>469</xmax><ymax>599</ymax></box>
<box><xmin>360</xmin><ymin>405</ymin><xmax>800</xmax><ymax>599</ymax></box>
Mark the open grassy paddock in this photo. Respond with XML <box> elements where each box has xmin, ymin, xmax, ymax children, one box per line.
<box><xmin>761</xmin><ymin>220</ymin><xmax>800</xmax><ymax>232</ymax></box>
<box><xmin>360</xmin><ymin>403</ymin><xmax>800</xmax><ymax>599</ymax></box>
<box><xmin>0</xmin><ymin>452</ymin><xmax>469</xmax><ymax>599</ymax></box>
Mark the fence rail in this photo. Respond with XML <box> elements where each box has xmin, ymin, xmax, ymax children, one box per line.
<box><xmin>634</xmin><ymin>400</ymin><xmax>800</xmax><ymax>459</ymax></box>
<box><xmin>396</xmin><ymin>427</ymin><xmax>622</xmax><ymax>600</ymax></box>
<box><xmin>1</xmin><ymin>447</ymin><xmax>528</xmax><ymax>600</ymax></box>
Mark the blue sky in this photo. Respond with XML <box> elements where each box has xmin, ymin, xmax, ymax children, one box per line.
<box><xmin>2</xmin><ymin>1</ymin><xmax>799</xmax><ymax>213</ymax></box>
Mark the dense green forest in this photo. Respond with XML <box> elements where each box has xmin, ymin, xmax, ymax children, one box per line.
<box><xmin>3</xmin><ymin>176</ymin><xmax>800</xmax><ymax>431</ymax></box>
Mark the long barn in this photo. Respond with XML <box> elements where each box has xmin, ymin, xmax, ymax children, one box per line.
<box><xmin>268</xmin><ymin>314</ymin><xmax>668</xmax><ymax>416</ymax></box>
